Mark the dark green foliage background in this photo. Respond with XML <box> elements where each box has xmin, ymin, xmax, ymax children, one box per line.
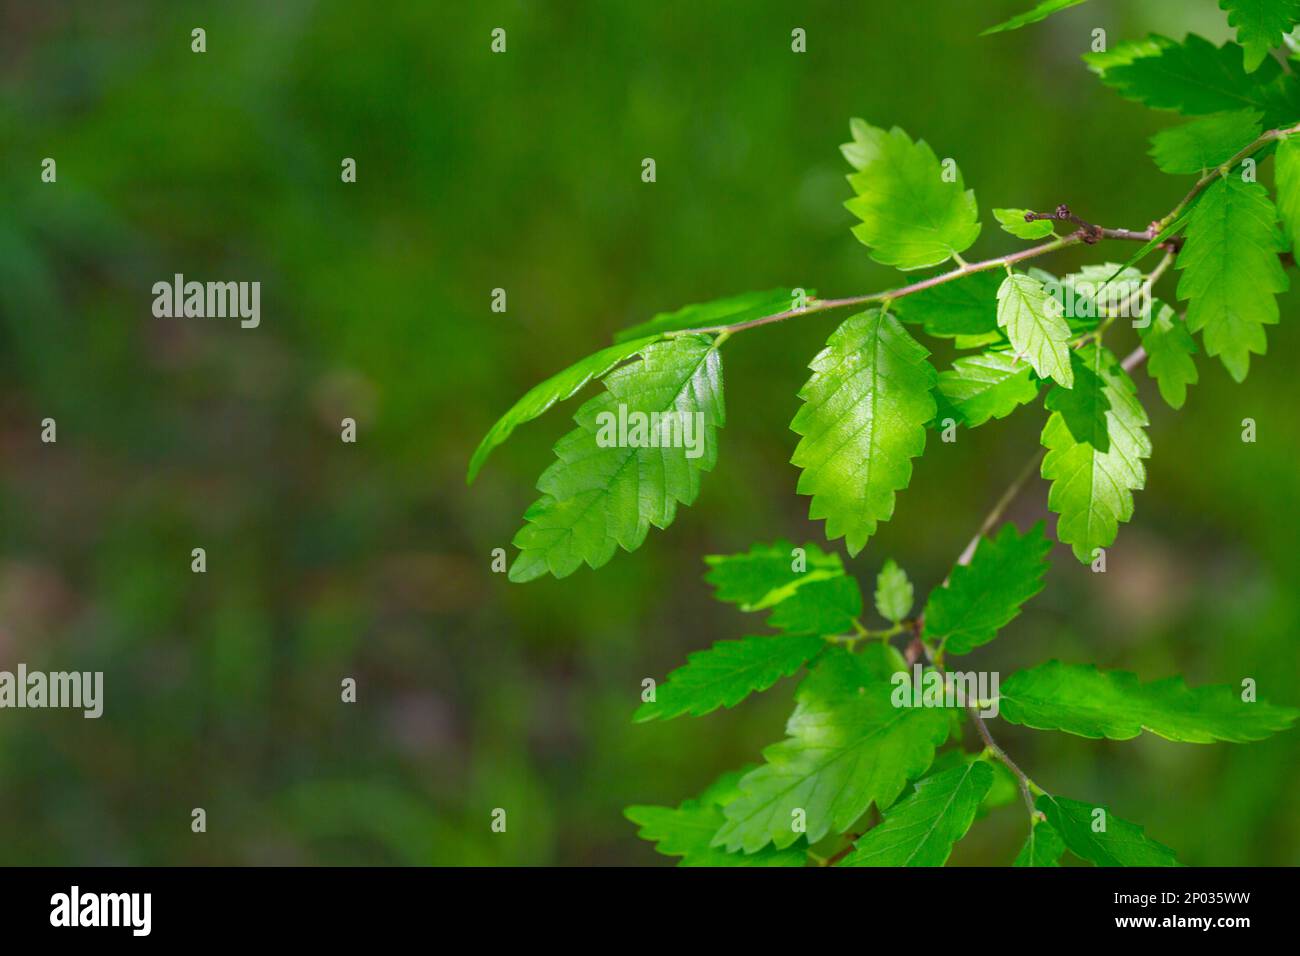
<box><xmin>0</xmin><ymin>0</ymin><xmax>1295</xmax><ymax>864</ymax></box>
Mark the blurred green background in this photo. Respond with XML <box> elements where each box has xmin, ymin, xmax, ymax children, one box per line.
<box><xmin>1</xmin><ymin>0</ymin><xmax>1296</xmax><ymax>865</ymax></box>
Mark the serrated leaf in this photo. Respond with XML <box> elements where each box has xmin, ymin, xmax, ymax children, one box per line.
<box><xmin>874</xmin><ymin>559</ymin><xmax>913</xmax><ymax>623</ymax></box>
<box><xmin>635</xmin><ymin>635</ymin><xmax>826</xmax><ymax>722</ymax></box>
<box><xmin>1058</xmin><ymin>263</ymin><xmax>1147</xmax><ymax>331</ymax></box>
<box><xmin>891</xmin><ymin>270</ymin><xmax>1002</xmax><ymax>339</ymax></box>
<box><xmin>1041</xmin><ymin>345</ymin><xmax>1150</xmax><ymax>563</ymax></box>
<box><xmin>982</xmin><ymin>0</ymin><xmax>1088</xmax><ymax>35</ymax></box>
<box><xmin>1221</xmin><ymin>0</ymin><xmax>1300</xmax><ymax>72</ymax></box>
<box><xmin>1139</xmin><ymin>301</ymin><xmax>1199</xmax><ymax>409</ymax></box>
<box><xmin>1013</xmin><ymin>818</ymin><xmax>1065</xmax><ymax>867</ymax></box>
<box><xmin>1044</xmin><ymin>348</ymin><xmax>1112</xmax><ymax>452</ymax></box>
<box><xmin>936</xmin><ymin>351</ymin><xmax>1039</xmax><ymax>428</ymax></box>
<box><xmin>713</xmin><ymin>647</ymin><xmax>950</xmax><ymax>853</ymax></box>
<box><xmin>1274</xmin><ymin>135</ymin><xmax>1300</xmax><ymax>254</ymax></box>
<box><xmin>994</xmin><ymin>207</ymin><xmax>1055</xmax><ymax>239</ymax></box>
<box><xmin>1096</xmin><ymin>33</ymin><xmax>1294</xmax><ymax>122</ymax></box>
<box><xmin>509</xmin><ymin>336</ymin><xmax>723</xmax><ymax>581</ymax></box>
<box><xmin>996</xmin><ymin>272</ymin><xmax>1073</xmax><ymax>388</ymax></box>
<box><xmin>999</xmin><ymin>660</ymin><xmax>1299</xmax><ymax>742</ymax></box>
<box><xmin>791</xmin><ymin>310</ymin><xmax>937</xmax><ymax>556</ymax></box>
<box><xmin>467</xmin><ymin>335</ymin><xmax>659</xmax><ymax>483</ymax></box>
<box><xmin>1176</xmin><ymin>176</ymin><xmax>1288</xmax><ymax>382</ymax></box>
<box><xmin>1149</xmin><ymin>110</ymin><xmax>1263</xmax><ymax>173</ymax></box>
<box><xmin>626</xmin><ymin>769</ymin><xmax>807</xmax><ymax>866</ymax></box>
<box><xmin>703</xmin><ymin>541</ymin><xmax>844</xmax><ymax>612</ymax></box>
<box><xmin>1037</xmin><ymin>794</ymin><xmax>1180</xmax><ymax>866</ymax></box>
<box><xmin>839</xmin><ymin>760</ymin><xmax>993</xmax><ymax>866</ymax></box>
<box><xmin>615</xmin><ymin>288</ymin><xmax>808</xmax><ymax>343</ymax></box>
<box><xmin>842</xmin><ymin>122</ymin><xmax>981</xmax><ymax>270</ymax></box>
<box><xmin>766</xmin><ymin>576</ymin><xmax>863</xmax><ymax>635</ymax></box>
<box><xmin>923</xmin><ymin>522</ymin><xmax>1052</xmax><ymax>656</ymax></box>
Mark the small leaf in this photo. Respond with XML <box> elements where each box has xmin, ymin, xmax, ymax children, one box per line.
<box><xmin>874</xmin><ymin>559</ymin><xmax>914</xmax><ymax>623</ymax></box>
<box><xmin>766</xmin><ymin>576</ymin><xmax>863</xmax><ymax>636</ymax></box>
<box><xmin>1139</xmin><ymin>301</ymin><xmax>1199</xmax><ymax>409</ymax></box>
<box><xmin>923</xmin><ymin>522</ymin><xmax>1052</xmax><ymax>656</ymax></box>
<box><xmin>1037</xmin><ymin>794</ymin><xmax>1180</xmax><ymax>866</ymax></box>
<box><xmin>998</xmin><ymin>660</ymin><xmax>1300</xmax><ymax>742</ymax></box>
<box><xmin>791</xmin><ymin>310</ymin><xmax>937</xmax><ymax>556</ymax></box>
<box><xmin>839</xmin><ymin>760</ymin><xmax>993</xmax><ymax>866</ymax></box>
<box><xmin>1014</xmin><ymin>817</ymin><xmax>1066</xmax><ymax>867</ymax></box>
<box><xmin>982</xmin><ymin>0</ymin><xmax>1089</xmax><ymax>36</ymax></box>
<box><xmin>634</xmin><ymin>635</ymin><xmax>826</xmax><ymax>722</ymax></box>
<box><xmin>1149</xmin><ymin>110</ymin><xmax>1263</xmax><ymax>173</ymax></box>
<box><xmin>1043</xmin><ymin>349</ymin><xmax>1112</xmax><ymax>452</ymax></box>
<box><xmin>703</xmin><ymin>541</ymin><xmax>844</xmax><ymax>612</ymax></box>
<box><xmin>996</xmin><ymin>272</ymin><xmax>1074</xmax><ymax>388</ymax></box>
<box><xmin>1220</xmin><ymin>0</ymin><xmax>1300</xmax><ymax>73</ymax></box>
<box><xmin>842</xmin><ymin>121</ymin><xmax>981</xmax><ymax>270</ymax></box>
<box><xmin>937</xmin><ymin>351</ymin><xmax>1039</xmax><ymax>427</ymax></box>
<box><xmin>993</xmin><ymin>207</ymin><xmax>1055</xmax><ymax>240</ymax></box>
<box><xmin>891</xmin><ymin>271</ymin><xmax>1002</xmax><ymax>339</ymax></box>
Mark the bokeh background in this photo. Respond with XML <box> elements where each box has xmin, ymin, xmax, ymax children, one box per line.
<box><xmin>1</xmin><ymin>0</ymin><xmax>1296</xmax><ymax>865</ymax></box>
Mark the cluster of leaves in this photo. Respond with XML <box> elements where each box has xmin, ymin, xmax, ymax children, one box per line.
<box><xmin>468</xmin><ymin>2</ymin><xmax>1300</xmax><ymax>864</ymax></box>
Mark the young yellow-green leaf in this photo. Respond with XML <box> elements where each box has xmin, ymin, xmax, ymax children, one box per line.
<box><xmin>1037</xmin><ymin>795</ymin><xmax>1180</xmax><ymax>866</ymax></box>
<box><xmin>467</xmin><ymin>335</ymin><xmax>659</xmax><ymax>483</ymax></box>
<box><xmin>1149</xmin><ymin>110</ymin><xmax>1263</xmax><ymax>173</ymax></box>
<box><xmin>996</xmin><ymin>272</ymin><xmax>1074</xmax><ymax>388</ymax></box>
<box><xmin>1274</xmin><ymin>135</ymin><xmax>1300</xmax><ymax>254</ymax></box>
<box><xmin>923</xmin><ymin>522</ymin><xmax>1052</xmax><ymax>656</ymax></box>
<box><xmin>1176</xmin><ymin>176</ymin><xmax>1288</xmax><ymax>382</ymax></box>
<box><xmin>1043</xmin><ymin>349</ymin><xmax>1112</xmax><ymax>452</ymax></box>
<box><xmin>791</xmin><ymin>310</ymin><xmax>937</xmax><ymax>556</ymax></box>
<box><xmin>999</xmin><ymin>660</ymin><xmax>1300</xmax><ymax>742</ymax></box>
<box><xmin>890</xmin><ymin>271</ymin><xmax>1002</xmax><ymax>339</ymax></box>
<box><xmin>1221</xmin><ymin>0</ymin><xmax>1300</xmax><ymax>72</ymax></box>
<box><xmin>937</xmin><ymin>352</ymin><xmax>1039</xmax><ymax>428</ymax></box>
<box><xmin>703</xmin><ymin>541</ymin><xmax>844</xmax><ymax>612</ymax></box>
<box><xmin>1014</xmin><ymin>817</ymin><xmax>1066</xmax><ymax>867</ymax></box>
<box><xmin>1096</xmin><ymin>33</ymin><xmax>1293</xmax><ymax>121</ymax></box>
<box><xmin>1139</xmin><ymin>302</ymin><xmax>1199</xmax><ymax>409</ymax></box>
<box><xmin>634</xmin><ymin>635</ymin><xmax>826</xmax><ymax>723</ymax></box>
<box><xmin>874</xmin><ymin>559</ymin><xmax>913</xmax><ymax>624</ymax></box>
<box><xmin>614</xmin><ymin>288</ymin><xmax>808</xmax><ymax>343</ymax></box>
<box><xmin>993</xmin><ymin>207</ymin><xmax>1055</xmax><ymax>240</ymax></box>
<box><xmin>839</xmin><ymin>760</ymin><xmax>993</xmax><ymax>867</ymax></box>
<box><xmin>509</xmin><ymin>335</ymin><xmax>723</xmax><ymax>581</ymax></box>
<box><xmin>1041</xmin><ymin>345</ymin><xmax>1150</xmax><ymax>563</ymax></box>
<box><xmin>842</xmin><ymin>121</ymin><xmax>981</xmax><ymax>270</ymax></box>
<box><xmin>982</xmin><ymin>0</ymin><xmax>1088</xmax><ymax>35</ymax></box>
<box><xmin>713</xmin><ymin>647</ymin><xmax>950</xmax><ymax>853</ymax></box>
<box><xmin>766</xmin><ymin>576</ymin><xmax>862</xmax><ymax>635</ymax></box>
<box><xmin>625</xmin><ymin>769</ymin><xmax>807</xmax><ymax>867</ymax></box>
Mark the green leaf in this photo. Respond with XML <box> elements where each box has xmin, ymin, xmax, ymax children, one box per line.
<box><xmin>1058</xmin><ymin>263</ymin><xmax>1147</xmax><ymax>331</ymax></box>
<box><xmin>936</xmin><ymin>351</ymin><xmax>1039</xmax><ymax>428</ymax></box>
<box><xmin>1139</xmin><ymin>301</ymin><xmax>1199</xmax><ymax>409</ymax></box>
<box><xmin>467</xmin><ymin>335</ymin><xmax>659</xmax><ymax>483</ymax></box>
<box><xmin>993</xmin><ymin>207</ymin><xmax>1055</xmax><ymax>239</ymax></box>
<box><xmin>1041</xmin><ymin>345</ymin><xmax>1150</xmax><ymax>563</ymax></box>
<box><xmin>1083</xmin><ymin>35</ymin><xmax>1173</xmax><ymax>74</ymax></box>
<box><xmin>996</xmin><ymin>272</ymin><xmax>1074</xmax><ymax>388</ymax></box>
<box><xmin>1149</xmin><ymin>110</ymin><xmax>1263</xmax><ymax>173</ymax></box>
<box><xmin>842</xmin><ymin>121</ymin><xmax>981</xmax><ymax>270</ymax></box>
<box><xmin>703</xmin><ymin>541</ymin><xmax>845</xmax><ymax>612</ymax></box>
<box><xmin>626</xmin><ymin>769</ymin><xmax>807</xmax><ymax>866</ymax></box>
<box><xmin>982</xmin><ymin>0</ymin><xmax>1089</xmax><ymax>36</ymax></box>
<box><xmin>791</xmin><ymin>310</ymin><xmax>937</xmax><ymax>556</ymax></box>
<box><xmin>1176</xmin><ymin>176</ymin><xmax>1288</xmax><ymax>382</ymax></box>
<box><xmin>923</xmin><ymin>522</ymin><xmax>1052</xmax><ymax>656</ymax></box>
<box><xmin>1014</xmin><ymin>817</ymin><xmax>1066</xmax><ymax>867</ymax></box>
<box><xmin>508</xmin><ymin>336</ymin><xmax>724</xmax><ymax>581</ymax></box>
<box><xmin>874</xmin><ymin>559</ymin><xmax>913</xmax><ymax>623</ymax></box>
<box><xmin>766</xmin><ymin>576</ymin><xmax>863</xmax><ymax>636</ymax></box>
<box><xmin>1220</xmin><ymin>0</ymin><xmax>1300</xmax><ymax>72</ymax></box>
<box><xmin>1043</xmin><ymin>349</ymin><xmax>1112</xmax><ymax>452</ymax></box>
<box><xmin>998</xmin><ymin>660</ymin><xmax>1300</xmax><ymax>742</ymax></box>
<box><xmin>1273</xmin><ymin>135</ymin><xmax>1300</xmax><ymax>254</ymax></box>
<box><xmin>891</xmin><ymin>270</ymin><xmax>1002</xmax><ymax>339</ymax></box>
<box><xmin>634</xmin><ymin>635</ymin><xmax>826</xmax><ymax>723</ymax></box>
<box><xmin>614</xmin><ymin>288</ymin><xmax>808</xmax><ymax>343</ymax></box>
<box><xmin>1096</xmin><ymin>33</ymin><xmax>1293</xmax><ymax>121</ymax></box>
<box><xmin>1037</xmin><ymin>794</ymin><xmax>1180</xmax><ymax>866</ymax></box>
<box><xmin>713</xmin><ymin>647</ymin><xmax>950</xmax><ymax>853</ymax></box>
<box><xmin>839</xmin><ymin>760</ymin><xmax>993</xmax><ymax>866</ymax></box>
